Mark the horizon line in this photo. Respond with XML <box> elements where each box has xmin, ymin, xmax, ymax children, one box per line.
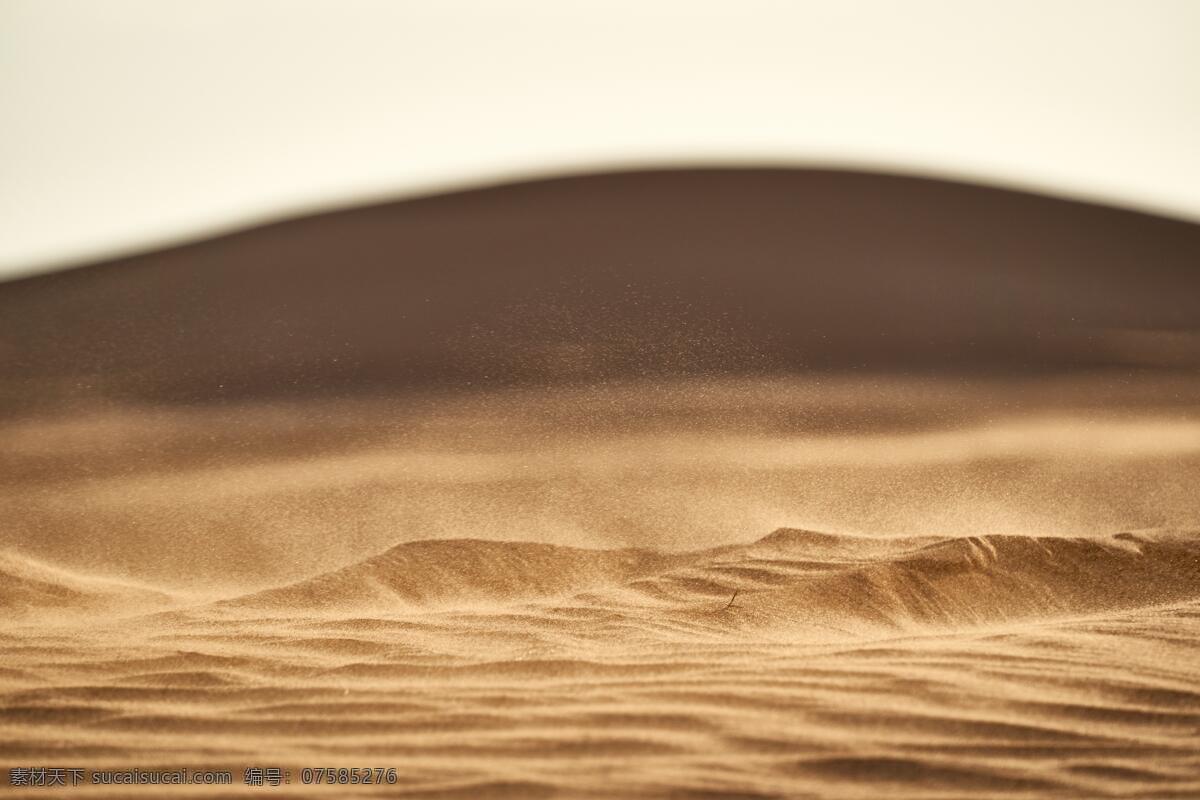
<box><xmin>6</xmin><ymin>155</ymin><xmax>1200</xmax><ymax>284</ymax></box>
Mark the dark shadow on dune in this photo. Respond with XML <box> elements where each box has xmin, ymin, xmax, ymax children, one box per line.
<box><xmin>1</xmin><ymin>168</ymin><xmax>1198</xmax><ymax>412</ymax></box>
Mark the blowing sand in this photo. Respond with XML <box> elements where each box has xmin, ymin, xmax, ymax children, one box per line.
<box><xmin>2</xmin><ymin>375</ymin><xmax>1199</xmax><ymax>798</ymax></box>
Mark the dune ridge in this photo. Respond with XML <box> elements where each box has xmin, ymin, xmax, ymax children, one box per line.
<box><xmin>210</xmin><ymin>528</ymin><xmax>1200</xmax><ymax>641</ymax></box>
<box><xmin>225</xmin><ymin>539</ymin><xmax>691</xmax><ymax>612</ymax></box>
<box><xmin>7</xmin><ymin>528</ymin><xmax>1196</xmax><ymax>639</ymax></box>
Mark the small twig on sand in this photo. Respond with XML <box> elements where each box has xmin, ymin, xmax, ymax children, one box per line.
<box><xmin>722</xmin><ymin>589</ymin><xmax>739</xmax><ymax>611</ymax></box>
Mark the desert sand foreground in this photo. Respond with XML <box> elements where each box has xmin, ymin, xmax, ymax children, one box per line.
<box><xmin>2</xmin><ymin>375</ymin><xmax>1200</xmax><ymax>798</ymax></box>
<box><xmin>3</xmin><ymin>526</ymin><xmax>1200</xmax><ymax>799</ymax></box>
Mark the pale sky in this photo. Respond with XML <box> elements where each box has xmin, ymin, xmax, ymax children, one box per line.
<box><xmin>2</xmin><ymin>0</ymin><xmax>1198</xmax><ymax>279</ymax></box>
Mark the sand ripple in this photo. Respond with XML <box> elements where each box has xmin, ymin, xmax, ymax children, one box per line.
<box><xmin>2</xmin><ymin>529</ymin><xmax>1199</xmax><ymax>797</ymax></box>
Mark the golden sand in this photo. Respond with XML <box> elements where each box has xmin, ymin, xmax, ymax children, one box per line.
<box><xmin>2</xmin><ymin>376</ymin><xmax>1199</xmax><ymax>797</ymax></box>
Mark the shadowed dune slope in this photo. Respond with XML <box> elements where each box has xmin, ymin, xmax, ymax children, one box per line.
<box><xmin>2</xmin><ymin>168</ymin><xmax>1199</xmax><ymax>411</ymax></box>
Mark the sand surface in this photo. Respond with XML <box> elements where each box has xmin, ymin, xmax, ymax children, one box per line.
<box><xmin>2</xmin><ymin>375</ymin><xmax>1199</xmax><ymax>797</ymax></box>
<box><xmin>2</xmin><ymin>526</ymin><xmax>1200</xmax><ymax>798</ymax></box>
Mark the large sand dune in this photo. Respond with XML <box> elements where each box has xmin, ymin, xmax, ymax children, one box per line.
<box><xmin>2</xmin><ymin>169</ymin><xmax>1199</xmax><ymax>412</ymax></box>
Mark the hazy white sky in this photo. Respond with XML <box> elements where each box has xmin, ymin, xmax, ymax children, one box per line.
<box><xmin>2</xmin><ymin>0</ymin><xmax>1198</xmax><ymax>279</ymax></box>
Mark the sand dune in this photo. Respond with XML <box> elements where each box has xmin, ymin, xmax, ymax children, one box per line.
<box><xmin>224</xmin><ymin>528</ymin><xmax>1200</xmax><ymax>638</ymax></box>
<box><xmin>227</xmin><ymin>539</ymin><xmax>690</xmax><ymax>612</ymax></box>
<box><xmin>729</xmin><ymin>528</ymin><xmax>1200</xmax><ymax>634</ymax></box>
<box><xmin>2</xmin><ymin>528</ymin><xmax>1199</xmax><ymax>798</ymax></box>
<box><xmin>3</xmin><ymin>169</ymin><xmax>1200</xmax><ymax>412</ymax></box>
<box><xmin>0</xmin><ymin>551</ymin><xmax>174</xmax><ymax>620</ymax></box>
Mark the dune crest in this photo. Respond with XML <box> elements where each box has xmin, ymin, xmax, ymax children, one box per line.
<box><xmin>12</xmin><ymin>528</ymin><xmax>1195</xmax><ymax>639</ymax></box>
<box><xmin>727</xmin><ymin>528</ymin><xmax>1200</xmax><ymax>634</ymax></box>
<box><xmin>208</xmin><ymin>529</ymin><xmax>1200</xmax><ymax>642</ymax></box>
<box><xmin>226</xmin><ymin>538</ymin><xmax>691</xmax><ymax>612</ymax></box>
